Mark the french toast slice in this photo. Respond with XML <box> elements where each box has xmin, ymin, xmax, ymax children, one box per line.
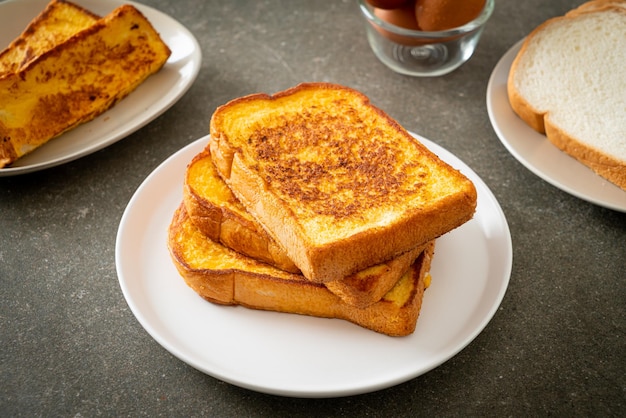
<box><xmin>168</xmin><ymin>204</ymin><xmax>435</xmax><ymax>337</ymax></box>
<box><xmin>0</xmin><ymin>4</ymin><xmax>171</xmax><ymax>168</ymax></box>
<box><xmin>0</xmin><ymin>0</ymin><xmax>99</xmax><ymax>76</ymax></box>
<box><xmin>184</xmin><ymin>148</ymin><xmax>300</xmax><ymax>273</ymax></box>
<box><xmin>209</xmin><ymin>83</ymin><xmax>476</xmax><ymax>283</ymax></box>
<box><xmin>183</xmin><ymin>148</ymin><xmax>427</xmax><ymax>308</ymax></box>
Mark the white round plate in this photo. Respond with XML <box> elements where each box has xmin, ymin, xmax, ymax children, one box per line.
<box><xmin>116</xmin><ymin>133</ymin><xmax>512</xmax><ymax>398</ymax></box>
<box><xmin>486</xmin><ymin>40</ymin><xmax>626</xmax><ymax>212</ymax></box>
<box><xmin>0</xmin><ymin>0</ymin><xmax>201</xmax><ymax>176</ymax></box>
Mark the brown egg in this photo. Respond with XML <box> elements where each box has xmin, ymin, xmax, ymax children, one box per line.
<box><xmin>373</xmin><ymin>5</ymin><xmax>425</xmax><ymax>45</ymax></box>
<box><xmin>366</xmin><ymin>0</ymin><xmax>411</xmax><ymax>9</ymax></box>
<box><xmin>415</xmin><ymin>0</ymin><xmax>486</xmax><ymax>31</ymax></box>
<box><xmin>374</xmin><ymin>5</ymin><xmax>420</xmax><ymax>31</ymax></box>
<box><xmin>374</xmin><ymin>3</ymin><xmax>428</xmax><ymax>46</ymax></box>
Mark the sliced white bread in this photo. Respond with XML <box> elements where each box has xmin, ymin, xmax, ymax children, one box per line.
<box><xmin>507</xmin><ymin>0</ymin><xmax>626</xmax><ymax>190</ymax></box>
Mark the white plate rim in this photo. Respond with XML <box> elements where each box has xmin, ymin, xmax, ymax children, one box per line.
<box><xmin>486</xmin><ymin>39</ymin><xmax>626</xmax><ymax>212</ymax></box>
<box><xmin>0</xmin><ymin>0</ymin><xmax>202</xmax><ymax>176</ymax></box>
<box><xmin>115</xmin><ymin>132</ymin><xmax>513</xmax><ymax>398</ymax></box>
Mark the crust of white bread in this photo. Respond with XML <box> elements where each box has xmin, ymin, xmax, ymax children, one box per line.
<box><xmin>183</xmin><ymin>147</ymin><xmax>427</xmax><ymax>308</ymax></box>
<box><xmin>167</xmin><ymin>205</ymin><xmax>435</xmax><ymax>337</ymax></box>
<box><xmin>209</xmin><ymin>82</ymin><xmax>476</xmax><ymax>282</ymax></box>
<box><xmin>567</xmin><ymin>0</ymin><xmax>626</xmax><ymax>15</ymax></box>
<box><xmin>507</xmin><ymin>1</ymin><xmax>626</xmax><ymax>190</ymax></box>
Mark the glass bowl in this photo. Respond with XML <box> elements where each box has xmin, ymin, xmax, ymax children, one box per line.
<box><xmin>357</xmin><ymin>0</ymin><xmax>494</xmax><ymax>77</ymax></box>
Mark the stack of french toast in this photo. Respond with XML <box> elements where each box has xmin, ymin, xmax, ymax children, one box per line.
<box><xmin>168</xmin><ymin>82</ymin><xmax>477</xmax><ymax>336</ymax></box>
<box><xmin>0</xmin><ymin>0</ymin><xmax>170</xmax><ymax>167</ymax></box>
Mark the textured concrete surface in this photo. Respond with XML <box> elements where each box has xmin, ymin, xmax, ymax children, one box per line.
<box><xmin>1</xmin><ymin>0</ymin><xmax>624</xmax><ymax>416</ymax></box>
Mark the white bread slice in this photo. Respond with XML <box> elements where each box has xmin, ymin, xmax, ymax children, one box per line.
<box><xmin>507</xmin><ymin>0</ymin><xmax>626</xmax><ymax>190</ymax></box>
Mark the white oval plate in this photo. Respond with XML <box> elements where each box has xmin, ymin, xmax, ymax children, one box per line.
<box><xmin>115</xmin><ymin>133</ymin><xmax>512</xmax><ymax>398</ymax></box>
<box><xmin>486</xmin><ymin>39</ymin><xmax>626</xmax><ymax>212</ymax></box>
<box><xmin>0</xmin><ymin>0</ymin><xmax>201</xmax><ymax>176</ymax></box>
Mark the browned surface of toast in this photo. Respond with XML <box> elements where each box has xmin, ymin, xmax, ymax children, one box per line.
<box><xmin>0</xmin><ymin>0</ymin><xmax>100</xmax><ymax>76</ymax></box>
<box><xmin>183</xmin><ymin>147</ymin><xmax>427</xmax><ymax>307</ymax></box>
<box><xmin>0</xmin><ymin>4</ymin><xmax>171</xmax><ymax>168</ymax></box>
<box><xmin>167</xmin><ymin>204</ymin><xmax>435</xmax><ymax>337</ymax></box>
<box><xmin>184</xmin><ymin>148</ymin><xmax>300</xmax><ymax>273</ymax></box>
<box><xmin>323</xmin><ymin>244</ymin><xmax>426</xmax><ymax>308</ymax></box>
<box><xmin>209</xmin><ymin>82</ymin><xmax>476</xmax><ymax>282</ymax></box>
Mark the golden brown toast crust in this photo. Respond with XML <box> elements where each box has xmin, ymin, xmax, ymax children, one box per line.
<box><xmin>0</xmin><ymin>0</ymin><xmax>100</xmax><ymax>76</ymax></box>
<box><xmin>0</xmin><ymin>4</ymin><xmax>171</xmax><ymax>168</ymax></box>
<box><xmin>323</xmin><ymin>244</ymin><xmax>427</xmax><ymax>308</ymax></box>
<box><xmin>183</xmin><ymin>147</ymin><xmax>428</xmax><ymax>307</ymax></box>
<box><xmin>167</xmin><ymin>205</ymin><xmax>435</xmax><ymax>337</ymax></box>
<box><xmin>184</xmin><ymin>149</ymin><xmax>300</xmax><ymax>273</ymax></box>
<box><xmin>209</xmin><ymin>83</ymin><xmax>476</xmax><ymax>282</ymax></box>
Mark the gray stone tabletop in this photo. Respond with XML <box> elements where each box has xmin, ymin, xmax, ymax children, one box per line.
<box><xmin>1</xmin><ymin>0</ymin><xmax>624</xmax><ymax>416</ymax></box>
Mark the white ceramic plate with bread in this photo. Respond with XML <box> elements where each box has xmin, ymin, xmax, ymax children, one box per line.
<box><xmin>0</xmin><ymin>0</ymin><xmax>201</xmax><ymax>176</ymax></box>
<box><xmin>116</xmin><ymin>133</ymin><xmax>512</xmax><ymax>398</ymax></box>
<box><xmin>487</xmin><ymin>40</ymin><xmax>626</xmax><ymax>212</ymax></box>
